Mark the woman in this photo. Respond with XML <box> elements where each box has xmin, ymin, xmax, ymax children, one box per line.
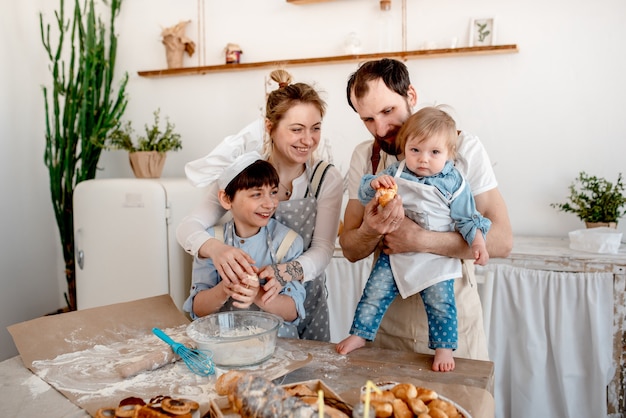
<box><xmin>176</xmin><ymin>69</ymin><xmax>343</xmax><ymax>341</ymax></box>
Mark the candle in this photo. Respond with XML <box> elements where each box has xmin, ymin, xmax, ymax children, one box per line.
<box><xmin>318</xmin><ymin>389</ymin><xmax>324</xmax><ymax>417</ymax></box>
<box><xmin>364</xmin><ymin>380</ymin><xmax>381</xmax><ymax>418</ymax></box>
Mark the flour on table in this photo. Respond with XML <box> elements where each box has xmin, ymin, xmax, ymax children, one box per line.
<box><xmin>30</xmin><ymin>325</ymin><xmax>310</xmax><ymax>413</ymax></box>
<box><xmin>23</xmin><ymin>374</ymin><xmax>53</xmax><ymax>397</ymax></box>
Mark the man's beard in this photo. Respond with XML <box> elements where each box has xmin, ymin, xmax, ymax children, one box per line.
<box><xmin>373</xmin><ymin>102</ymin><xmax>412</xmax><ymax>156</ymax></box>
<box><xmin>375</xmin><ymin>131</ymin><xmax>401</xmax><ymax>156</ymax></box>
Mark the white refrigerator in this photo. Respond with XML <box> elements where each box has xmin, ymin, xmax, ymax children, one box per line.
<box><xmin>73</xmin><ymin>178</ymin><xmax>205</xmax><ymax>311</ymax></box>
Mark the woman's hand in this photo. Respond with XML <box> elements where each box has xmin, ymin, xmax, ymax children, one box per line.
<box><xmin>199</xmin><ymin>239</ymin><xmax>256</xmax><ymax>285</ymax></box>
<box><xmin>256</xmin><ymin>265</ymin><xmax>287</xmax><ymax>304</ymax></box>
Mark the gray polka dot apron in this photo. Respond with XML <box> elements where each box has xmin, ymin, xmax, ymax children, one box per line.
<box><xmin>219</xmin><ymin>221</ymin><xmax>300</xmax><ymax>339</ymax></box>
<box><xmin>274</xmin><ymin>162</ymin><xmax>331</xmax><ymax>342</ymax></box>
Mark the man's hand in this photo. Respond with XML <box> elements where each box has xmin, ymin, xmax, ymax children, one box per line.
<box><xmin>384</xmin><ymin>187</ymin><xmax>513</xmax><ymax>260</ymax></box>
<box><xmin>382</xmin><ymin>217</ymin><xmax>428</xmax><ymax>254</ymax></box>
<box><xmin>340</xmin><ymin>197</ymin><xmax>404</xmax><ymax>262</ymax></box>
<box><xmin>362</xmin><ymin>194</ymin><xmax>405</xmax><ymax>236</ymax></box>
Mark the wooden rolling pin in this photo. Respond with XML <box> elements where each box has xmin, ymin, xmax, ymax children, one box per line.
<box><xmin>116</xmin><ymin>349</ymin><xmax>178</xmax><ymax>378</ymax></box>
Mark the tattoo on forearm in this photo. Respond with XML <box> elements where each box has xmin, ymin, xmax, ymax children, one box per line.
<box><xmin>271</xmin><ymin>262</ymin><xmax>303</xmax><ymax>287</ymax></box>
<box><xmin>285</xmin><ymin>262</ymin><xmax>303</xmax><ymax>282</ymax></box>
<box><xmin>271</xmin><ymin>264</ymin><xmax>287</xmax><ymax>287</ymax></box>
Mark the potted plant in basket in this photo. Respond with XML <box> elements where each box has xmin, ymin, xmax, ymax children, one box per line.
<box><xmin>550</xmin><ymin>171</ymin><xmax>626</xmax><ymax>228</ymax></box>
<box><xmin>105</xmin><ymin>109</ymin><xmax>182</xmax><ymax>178</ymax></box>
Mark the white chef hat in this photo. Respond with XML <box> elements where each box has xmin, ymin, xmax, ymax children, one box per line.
<box><xmin>217</xmin><ymin>151</ymin><xmax>264</xmax><ymax>189</ymax></box>
<box><xmin>185</xmin><ymin>119</ymin><xmax>265</xmax><ymax>187</ymax></box>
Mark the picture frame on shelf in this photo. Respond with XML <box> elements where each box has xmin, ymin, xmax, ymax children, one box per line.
<box><xmin>469</xmin><ymin>17</ymin><xmax>496</xmax><ymax>47</ymax></box>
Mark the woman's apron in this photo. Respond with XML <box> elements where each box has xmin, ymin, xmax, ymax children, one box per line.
<box><xmin>390</xmin><ymin>160</ymin><xmax>463</xmax><ymax>298</ymax></box>
<box><xmin>273</xmin><ymin>162</ymin><xmax>330</xmax><ymax>342</ymax></box>
<box><xmin>219</xmin><ymin>221</ymin><xmax>299</xmax><ymax>339</ymax></box>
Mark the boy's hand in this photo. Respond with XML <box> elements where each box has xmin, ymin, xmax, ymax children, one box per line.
<box><xmin>230</xmin><ymin>273</ymin><xmax>260</xmax><ymax>308</ymax></box>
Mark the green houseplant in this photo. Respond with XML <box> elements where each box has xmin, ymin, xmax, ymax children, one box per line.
<box><xmin>105</xmin><ymin>109</ymin><xmax>182</xmax><ymax>178</ymax></box>
<box><xmin>551</xmin><ymin>171</ymin><xmax>626</xmax><ymax>227</ymax></box>
<box><xmin>41</xmin><ymin>0</ymin><xmax>128</xmax><ymax>311</ymax></box>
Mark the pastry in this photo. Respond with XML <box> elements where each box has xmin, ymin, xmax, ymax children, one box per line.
<box><xmin>136</xmin><ymin>405</ymin><xmax>191</xmax><ymax>418</ymax></box>
<box><xmin>375</xmin><ymin>184</ymin><xmax>398</xmax><ymax>207</ymax></box>
<box><xmin>94</xmin><ymin>408</ymin><xmax>116</xmax><ymax>418</ymax></box>
<box><xmin>97</xmin><ymin>395</ymin><xmax>196</xmax><ymax>418</ymax></box>
<box><xmin>216</xmin><ymin>371</ymin><xmax>350</xmax><ymax>418</ymax></box>
<box><xmin>115</xmin><ymin>404</ymin><xmax>140</xmax><ymax>417</ymax></box>
<box><xmin>370</xmin><ymin>400</ymin><xmax>393</xmax><ymax>417</ymax></box>
<box><xmin>359</xmin><ymin>382</ymin><xmax>464</xmax><ymax>418</ymax></box>
<box><xmin>392</xmin><ymin>398</ymin><xmax>413</xmax><ymax>418</ymax></box>
<box><xmin>161</xmin><ymin>398</ymin><xmax>192</xmax><ymax>415</ymax></box>
<box><xmin>215</xmin><ymin>370</ymin><xmax>245</xmax><ymax>396</ymax></box>
<box><xmin>391</xmin><ymin>383</ymin><xmax>417</xmax><ymax>403</ymax></box>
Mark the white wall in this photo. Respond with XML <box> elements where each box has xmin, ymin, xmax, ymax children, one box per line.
<box><xmin>1</xmin><ymin>0</ymin><xmax>625</xmax><ymax>360</ymax></box>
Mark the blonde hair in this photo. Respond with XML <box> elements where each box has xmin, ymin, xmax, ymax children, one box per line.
<box><xmin>262</xmin><ymin>69</ymin><xmax>327</xmax><ymax>159</ymax></box>
<box><xmin>396</xmin><ymin>106</ymin><xmax>458</xmax><ymax>160</ymax></box>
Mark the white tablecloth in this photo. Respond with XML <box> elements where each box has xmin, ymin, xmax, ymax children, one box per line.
<box><xmin>326</xmin><ymin>253</ymin><xmax>373</xmax><ymax>343</ymax></box>
<box><xmin>479</xmin><ymin>264</ymin><xmax>614</xmax><ymax>418</ymax></box>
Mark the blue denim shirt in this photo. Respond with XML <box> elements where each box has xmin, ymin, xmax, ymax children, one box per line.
<box><xmin>359</xmin><ymin>160</ymin><xmax>491</xmax><ymax>245</ymax></box>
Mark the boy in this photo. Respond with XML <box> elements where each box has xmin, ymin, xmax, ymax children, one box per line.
<box><xmin>183</xmin><ymin>153</ymin><xmax>306</xmax><ymax>338</ymax></box>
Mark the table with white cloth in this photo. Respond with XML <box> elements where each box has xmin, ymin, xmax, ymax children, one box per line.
<box><xmin>326</xmin><ymin>248</ymin><xmax>373</xmax><ymax>343</ymax></box>
<box><xmin>476</xmin><ymin>235</ymin><xmax>625</xmax><ymax>418</ymax></box>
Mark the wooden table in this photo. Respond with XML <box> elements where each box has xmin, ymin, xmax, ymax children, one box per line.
<box><xmin>0</xmin><ymin>338</ymin><xmax>494</xmax><ymax>417</ymax></box>
<box><xmin>280</xmin><ymin>338</ymin><xmax>494</xmax><ymax>408</ymax></box>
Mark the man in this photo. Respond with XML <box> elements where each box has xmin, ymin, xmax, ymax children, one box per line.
<box><xmin>339</xmin><ymin>58</ymin><xmax>513</xmax><ymax>360</ymax></box>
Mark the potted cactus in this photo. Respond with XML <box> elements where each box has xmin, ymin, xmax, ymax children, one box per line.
<box><xmin>41</xmin><ymin>0</ymin><xmax>128</xmax><ymax>311</ymax></box>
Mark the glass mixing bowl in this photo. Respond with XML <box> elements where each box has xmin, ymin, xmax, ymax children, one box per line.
<box><xmin>186</xmin><ymin>311</ymin><xmax>282</xmax><ymax>368</ymax></box>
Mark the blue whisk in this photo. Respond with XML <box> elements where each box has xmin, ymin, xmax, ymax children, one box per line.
<box><xmin>152</xmin><ymin>327</ymin><xmax>215</xmax><ymax>377</ymax></box>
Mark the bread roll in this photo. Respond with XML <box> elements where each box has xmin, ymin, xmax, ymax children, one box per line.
<box><xmin>415</xmin><ymin>387</ymin><xmax>438</xmax><ymax>402</ymax></box>
<box><xmin>407</xmin><ymin>397</ymin><xmax>428</xmax><ymax>415</ymax></box>
<box><xmin>391</xmin><ymin>398</ymin><xmax>413</xmax><ymax>418</ymax></box>
<box><xmin>375</xmin><ymin>184</ymin><xmax>398</xmax><ymax>207</ymax></box>
<box><xmin>361</xmin><ymin>390</ymin><xmax>396</xmax><ymax>403</ymax></box>
<box><xmin>215</xmin><ymin>370</ymin><xmax>244</xmax><ymax>396</ymax></box>
<box><xmin>391</xmin><ymin>383</ymin><xmax>417</xmax><ymax>402</ymax></box>
<box><xmin>428</xmin><ymin>399</ymin><xmax>459</xmax><ymax>418</ymax></box>
<box><xmin>370</xmin><ymin>400</ymin><xmax>394</xmax><ymax>417</ymax></box>
<box><xmin>426</xmin><ymin>407</ymin><xmax>449</xmax><ymax>418</ymax></box>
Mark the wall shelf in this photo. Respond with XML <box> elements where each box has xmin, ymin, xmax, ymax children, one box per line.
<box><xmin>286</xmin><ymin>0</ymin><xmax>336</xmax><ymax>3</ymax></box>
<box><xmin>137</xmin><ymin>44</ymin><xmax>518</xmax><ymax>78</ymax></box>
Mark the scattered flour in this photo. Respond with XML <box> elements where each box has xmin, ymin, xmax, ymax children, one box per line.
<box><xmin>30</xmin><ymin>325</ymin><xmax>310</xmax><ymax>413</ymax></box>
<box><xmin>23</xmin><ymin>374</ymin><xmax>52</xmax><ymax>397</ymax></box>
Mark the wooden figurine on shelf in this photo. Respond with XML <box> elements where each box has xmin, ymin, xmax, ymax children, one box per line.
<box><xmin>225</xmin><ymin>43</ymin><xmax>243</xmax><ymax>64</ymax></box>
